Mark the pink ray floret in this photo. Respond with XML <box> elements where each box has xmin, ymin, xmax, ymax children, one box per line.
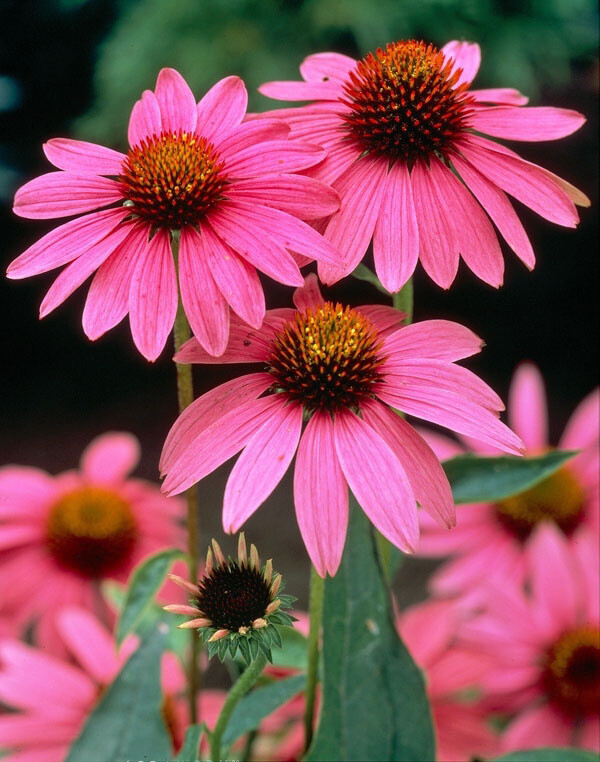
<box><xmin>258</xmin><ymin>40</ymin><xmax>588</xmax><ymax>291</ymax></box>
<box><xmin>160</xmin><ymin>274</ymin><xmax>523</xmax><ymax>576</ymax></box>
<box><xmin>8</xmin><ymin>69</ymin><xmax>343</xmax><ymax>361</ymax></box>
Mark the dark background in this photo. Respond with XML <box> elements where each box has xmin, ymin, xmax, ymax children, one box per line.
<box><xmin>1</xmin><ymin>0</ymin><xmax>598</xmax><ymax>607</ymax></box>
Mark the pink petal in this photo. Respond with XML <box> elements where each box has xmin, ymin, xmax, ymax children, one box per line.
<box><xmin>82</xmin><ymin>223</ymin><xmax>149</xmax><ymax>339</ymax></box>
<box><xmin>357</xmin><ymin>305</ymin><xmax>406</xmax><ymax>337</ymax></box>
<box><xmin>441</xmin><ymin>40</ymin><xmax>481</xmax><ymax>85</ymax></box>
<box><xmin>154</xmin><ymin>68</ymin><xmax>197</xmax><ymax>134</ymax></box>
<box><xmin>469</xmin><ymin>106</ymin><xmax>586</xmax><ymax>141</ymax></box>
<box><xmin>128</xmin><ymin>229</ymin><xmax>178</xmax><ymax>361</ymax></box>
<box><xmin>292</xmin><ymin>272</ymin><xmax>325</xmax><ymax>312</ymax></box>
<box><xmin>453</xmin><ymin>153</ymin><xmax>535</xmax><ymax>269</ymax></box>
<box><xmin>372</xmin><ymin>160</ymin><xmax>419</xmax><ymax>292</ymax></box>
<box><xmin>207</xmin><ymin>205</ymin><xmax>303</xmax><ymax>286</ymax></box>
<box><xmin>299</xmin><ymin>52</ymin><xmax>356</xmax><ymax>83</ymax></box>
<box><xmin>580</xmin><ymin>717</ymin><xmax>600</xmax><ymax>752</ymax></box>
<box><xmin>213</xmin><ymin>119</ymin><xmax>290</xmax><ymax>157</ymax></box>
<box><xmin>13</xmin><ymin>172</ymin><xmax>123</xmax><ymax>219</ymax></box>
<box><xmin>6</xmin><ymin>207</ymin><xmax>129</xmax><ymax>279</ymax></box>
<box><xmin>0</xmin><ymin>715</ymin><xmax>78</xmax><ymax>747</ymax></box>
<box><xmin>0</xmin><ymin>466</ymin><xmax>56</xmax><ymax>519</ymax></box>
<box><xmin>383</xmin><ymin>320</ymin><xmax>483</xmax><ymax>362</ymax></box>
<box><xmin>2</xmin><ymin>745</ymin><xmax>74</xmax><ymax>762</ymax></box>
<box><xmin>501</xmin><ymin>704</ymin><xmax>572</xmax><ymax>752</ymax></box>
<box><xmin>196</xmin><ymin>76</ymin><xmax>248</xmax><ymax>143</ymax></box>
<box><xmin>333</xmin><ymin>409</ymin><xmax>419</xmax><ymax>553</ymax></box>
<box><xmin>410</xmin><ymin>161</ymin><xmax>460</xmax><ymax>289</ymax></box>
<box><xmin>0</xmin><ymin>524</ymin><xmax>43</xmax><ymax>550</ymax></box>
<box><xmin>162</xmin><ymin>395</ymin><xmax>282</xmax><ymax>496</ymax></box>
<box><xmin>304</xmin><ymin>140</ymin><xmax>359</xmax><ymax>186</ymax></box>
<box><xmin>223</xmin><ymin>401</ymin><xmax>303</xmax><ymax>531</ymax></box>
<box><xmin>457</xmin><ymin>135</ymin><xmax>579</xmax><ymax>227</ymax></box>
<box><xmin>43</xmin><ymin>138</ymin><xmax>126</xmax><ymax>176</ymax></box>
<box><xmin>128</xmin><ymin>90</ymin><xmax>162</xmax><ymax>147</ymax></box>
<box><xmin>39</xmin><ymin>220</ymin><xmax>136</xmax><ymax>318</ymax></box>
<box><xmin>319</xmin><ymin>156</ymin><xmax>388</xmax><ymax>284</ymax></box>
<box><xmin>560</xmin><ymin>387</ymin><xmax>600</xmax><ymax>452</ymax></box>
<box><xmin>179</xmin><ymin>227</ymin><xmax>229</xmax><ymax>356</ymax></box>
<box><xmin>539</xmin><ymin>167</ymin><xmax>591</xmax><ymax>207</ymax></box>
<box><xmin>223</xmin><ymin>141</ymin><xmax>326</xmax><ymax>178</ymax></box>
<box><xmin>160</xmin><ymin>373</ymin><xmax>273</xmax><ymax>474</ymax></box>
<box><xmin>293</xmin><ymin>411</ymin><xmax>348</xmax><ymax>577</ymax></box>
<box><xmin>471</xmin><ymin>88</ymin><xmax>529</xmax><ymax>106</ymax></box>
<box><xmin>508</xmin><ymin>363</ymin><xmax>548</xmax><ymax>451</ymax></box>
<box><xmin>57</xmin><ymin>606</ymin><xmax>120</xmax><ymax>684</ymax></box>
<box><xmin>228</xmin><ymin>174</ymin><xmax>340</xmax><ymax>220</ymax></box>
<box><xmin>398</xmin><ymin>598</ymin><xmax>457</xmax><ymax>667</ymax></box>
<box><xmin>258</xmin><ymin>80</ymin><xmax>342</xmax><ymax>101</ymax></box>
<box><xmin>362</xmin><ymin>400</ymin><xmax>455</xmax><ymax>528</ymax></box>
<box><xmin>80</xmin><ymin>432</ymin><xmax>140</xmax><ymax>484</ymax></box>
<box><xmin>199</xmin><ymin>222</ymin><xmax>265</xmax><ymax>328</ymax></box>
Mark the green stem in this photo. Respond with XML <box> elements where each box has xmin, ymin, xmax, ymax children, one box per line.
<box><xmin>171</xmin><ymin>233</ymin><xmax>201</xmax><ymax>726</ymax></box>
<box><xmin>392</xmin><ymin>277</ymin><xmax>413</xmax><ymax>323</ymax></box>
<box><xmin>210</xmin><ymin>653</ymin><xmax>268</xmax><ymax>761</ymax></box>
<box><xmin>304</xmin><ymin>565</ymin><xmax>324</xmax><ymax>753</ymax></box>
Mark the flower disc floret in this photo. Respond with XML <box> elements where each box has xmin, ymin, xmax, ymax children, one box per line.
<box><xmin>46</xmin><ymin>485</ymin><xmax>137</xmax><ymax>577</ymax></box>
<box><xmin>197</xmin><ymin>562</ymin><xmax>272</xmax><ymax>632</ymax></box>
<box><xmin>120</xmin><ymin>130</ymin><xmax>228</xmax><ymax>228</ymax></box>
<box><xmin>342</xmin><ymin>40</ymin><xmax>474</xmax><ymax>162</ymax></box>
<box><xmin>266</xmin><ymin>302</ymin><xmax>384</xmax><ymax>412</ymax></box>
<box><xmin>543</xmin><ymin>626</ymin><xmax>600</xmax><ymax>717</ymax></box>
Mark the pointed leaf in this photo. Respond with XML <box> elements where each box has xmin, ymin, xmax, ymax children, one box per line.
<box><xmin>351</xmin><ymin>263</ymin><xmax>390</xmax><ymax>295</ymax></box>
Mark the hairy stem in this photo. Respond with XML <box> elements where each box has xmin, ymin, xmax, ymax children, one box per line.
<box><xmin>304</xmin><ymin>565</ymin><xmax>324</xmax><ymax>753</ymax></box>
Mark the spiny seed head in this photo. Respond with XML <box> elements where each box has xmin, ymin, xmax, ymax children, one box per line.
<box><xmin>120</xmin><ymin>130</ymin><xmax>228</xmax><ymax>228</ymax></box>
<box><xmin>543</xmin><ymin>626</ymin><xmax>600</xmax><ymax>716</ymax></box>
<box><xmin>341</xmin><ymin>40</ymin><xmax>474</xmax><ymax>163</ymax></box>
<box><xmin>266</xmin><ymin>302</ymin><xmax>384</xmax><ymax>413</ymax></box>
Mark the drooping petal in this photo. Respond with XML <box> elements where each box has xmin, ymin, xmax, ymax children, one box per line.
<box><xmin>57</xmin><ymin>607</ymin><xmax>120</xmax><ymax>684</ymax></box>
<box><xmin>13</xmin><ymin>172</ymin><xmax>123</xmax><ymax>219</ymax></box>
<box><xmin>333</xmin><ymin>409</ymin><xmax>419</xmax><ymax>552</ymax></box>
<box><xmin>470</xmin><ymin>88</ymin><xmax>529</xmax><ymax>106</ymax></box>
<box><xmin>154</xmin><ymin>68</ymin><xmax>197</xmax><ymax>134</ymax></box>
<box><xmin>258</xmin><ymin>80</ymin><xmax>342</xmax><ymax>101</ymax></box>
<box><xmin>196</xmin><ymin>76</ymin><xmax>248</xmax><ymax>143</ymax></box>
<box><xmin>80</xmin><ymin>432</ymin><xmax>140</xmax><ymax>484</ymax></box>
<box><xmin>223</xmin><ymin>401</ymin><xmax>303</xmax><ymax>531</ymax></box>
<box><xmin>468</xmin><ymin>106</ymin><xmax>585</xmax><ymax>142</ymax></box>
<box><xmin>223</xmin><ymin>141</ymin><xmax>326</xmax><ymax>178</ymax></box>
<box><xmin>228</xmin><ymin>174</ymin><xmax>340</xmax><ymax>220</ymax></box>
<box><xmin>129</xmin><ymin>228</ymin><xmax>178</xmax><ymax>361</ymax></box>
<box><xmin>441</xmin><ymin>40</ymin><xmax>481</xmax><ymax>86</ymax></box>
<box><xmin>508</xmin><ymin>363</ymin><xmax>548</xmax><ymax>452</ymax></box>
<box><xmin>292</xmin><ymin>273</ymin><xmax>325</xmax><ymax>312</ymax></box>
<box><xmin>383</xmin><ymin>320</ymin><xmax>483</xmax><ymax>362</ymax></box>
<box><xmin>179</xmin><ymin>227</ymin><xmax>229</xmax><ymax>356</ymax></box>
<box><xmin>299</xmin><ymin>52</ymin><xmax>356</xmax><ymax>83</ymax></box>
<box><xmin>294</xmin><ymin>411</ymin><xmax>348</xmax><ymax>577</ymax></box>
<box><xmin>0</xmin><ymin>466</ymin><xmax>56</xmax><ymax>519</ymax></box>
<box><xmin>43</xmin><ymin>139</ymin><xmax>126</xmax><ymax>176</ymax></box>
<box><xmin>128</xmin><ymin>90</ymin><xmax>162</xmax><ymax>147</ymax></box>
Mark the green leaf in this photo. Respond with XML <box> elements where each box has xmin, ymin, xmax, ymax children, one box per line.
<box><xmin>223</xmin><ymin>675</ymin><xmax>306</xmax><ymax>747</ymax></box>
<box><xmin>444</xmin><ymin>451</ymin><xmax>577</xmax><ymax>505</ymax></box>
<box><xmin>66</xmin><ymin>624</ymin><xmax>171</xmax><ymax>762</ymax></box>
<box><xmin>493</xmin><ymin>749</ymin><xmax>599</xmax><ymax>762</ymax></box>
<box><xmin>351</xmin><ymin>263</ymin><xmax>390</xmax><ymax>295</ymax></box>
<box><xmin>306</xmin><ymin>502</ymin><xmax>435</xmax><ymax>761</ymax></box>
<box><xmin>116</xmin><ymin>547</ymin><xmax>184</xmax><ymax>645</ymax></box>
<box><xmin>175</xmin><ymin>724</ymin><xmax>204</xmax><ymax>762</ymax></box>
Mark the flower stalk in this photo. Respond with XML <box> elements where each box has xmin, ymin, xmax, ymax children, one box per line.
<box><xmin>304</xmin><ymin>564</ymin><xmax>325</xmax><ymax>753</ymax></box>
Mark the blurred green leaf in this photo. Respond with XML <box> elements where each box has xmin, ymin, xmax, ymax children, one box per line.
<box><xmin>66</xmin><ymin>625</ymin><xmax>171</xmax><ymax>762</ymax></box>
<box><xmin>306</xmin><ymin>501</ymin><xmax>435</xmax><ymax>761</ymax></box>
<box><xmin>271</xmin><ymin>625</ymin><xmax>308</xmax><ymax>670</ymax></box>
<box><xmin>493</xmin><ymin>749</ymin><xmax>599</xmax><ymax>762</ymax></box>
<box><xmin>443</xmin><ymin>450</ymin><xmax>577</xmax><ymax>504</ymax></box>
<box><xmin>174</xmin><ymin>724</ymin><xmax>204</xmax><ymax>762</ymax></box>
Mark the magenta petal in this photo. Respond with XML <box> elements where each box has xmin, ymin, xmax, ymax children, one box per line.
<box><xmin>7</xmin><ymin>207</ymin><xmax>129</xmax><ymax>279</ymax></box>
<box><xmin>214</xmin><ymin>119</ymin><xmax>290</xmax><ymax>157</ymax></box>
<box><xmin>196</xmin><ymin>76</ymin><xmax>248</xmax><ymax>143</ymax></box>
<box><xmin>160</xmin><ymin>373</ymin><xmax>273</xmax><ymax>473</ymax></box>
<box><xmin>304</xmin><ymin>140</ymin><xmax>359</xmax><ymax>186</ymax></box>
<box><xmin>179</xmin><ymin>228</ymin><xmax>229</xmax><ymax>356</ymax></box>
<box><xmin>82</xmin><ymin>224</ymin><xmax>149</xmax><ymax>340</ymax></box>
<box><xmin>81</xmin><ymin>432</ymin><xmax>140</xmax><ymax>484</ymax></box>
<box><xmin>508</xmin><ymin>363</ymin><xmax>548</xmax><ymax>451</ymax></box>
<box><xmin>502</xmin><ymin>705</ymin><xmax>572</xmax><ymax>753</ymax></box>
<box><xmin>57</xmin><ymin>607</ymin><xmax>119</xmax><ymax>684</ymax></box>
<box><xmin>129</xmin><ymin>229</ymin><xmax>178</xmax><ymax>361</ymax></box>
<box><xmin>292</xmin><ymin>273</ymin><xmax>325</xmax><ymax>312</ymax></box>
<box><xmin>383</xmin><ymin>320</ymin><xmax>483</xmax><ymax>362</ymax></box>
<box><xmin>223</xmin><ymin>402</ymin><xmax>303</xmax><ymax>532</ymax></box>
<box><xmin>319</xmin><ymin>156</ymin><xmax>388</xmax><ymax>284</ymax></box>
<box><xmin>299</xmin><ymin>52</ymin><xmax>356</xmax><ymax>83</ymax></box>
<box><xmin>154</xmin><ymin>68</ymin><xmax>197</xmax><ymax>134</ymax></box>
<box><xmin>357</xmin><ymin>304</ymin><xmax>406</xmax><ymax>337</ymax></box>
<box><xmin>333</xmin><ymin>409</ymin><xmax>419</xmax><ymax>553</ymax></box>
<box><xmin>13</xmin><ymin>172</ymin><xmax>123</xmax><ymax>219</ymax></box>
<box><xmin>128</xmin><ymin>90</ymin><xmax>162</xmax><ymax>147</ymax></box>
<box><xmin>373</xmin><ymin>161</ymin><xmax>419</xmax><ymax>292</ymax></box>
<box><xmin>258</xmin><ymin>80</ymin><xmax>342</xmax><ymax>101</ymax></box>
<box><xmin>294</xmin><ymin>411</ymin><xmax>348</xmax><ymax>576</ymax></box>
<box><xmin>224</xmin><ymin>141</ymin><xmax>326</xmax><ymax>179</ymax></box>
<box><xmin>441</xmin><ymin>40</ymin><xmax>481</xmax><ymax>85</ymax></box>
<box><xmin>362</xmin><ymin>401</ymin><xmax>455</xmax><ymax>528</ymax></box>
<box><xmin>228</xmin><ymin>174</ymin><xmax>340</xmax><ymax>220</ymax></box>
<box><xmin>468</xmin><ymin>106</ymin><xmax>585</xmax><ymax>142</ymax></box>
<box><xmin>43</xmin><ymin>138</ymin><xmax>126</xmax><ymax>176</ymax></box>
<box><xmin>471</xmin><ymin>88</ymin><xmax>529</xmax><ymax>106</ymax></box>
<box><xmin>162</xmin><ymin>395</ymin><xmax>282</xmax><ymax>496</ymax></box>
<box><xmin>560</xmin><ymin>388</ymin><xmax>600</xmax><ymax>453</ymax></box>
<box><xmin>0</xmin><ymin>524</ymin><xmax>43</xmax><ymax>550</ymax></box>
<box><xmin>410</xmin><ymin>161</ymin><xmax>460</xmax><ymax>289</ymax></box>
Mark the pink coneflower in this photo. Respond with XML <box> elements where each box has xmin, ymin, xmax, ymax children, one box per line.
<box><xmin>398</xmin><ymin>598</ymin><xmax>499</xmax><ymax>762</ymax></box>
<box><xmin>417</xmin><ymin>363</ymin><xmax>599</xmax><ymax>599</ymax></box>
<box><xmin>461</xmin><ymin>525</ymin><xmax>600</xmax><ymax>752</ymax></box>
<box><xmin>0</xmin><ymin>606</ymin><xmax>225</xmax><ymax>762</ymax></box>
<box><xmin>160</xmin><ymin>274</ymin><xmax>523</xmax><ymax>576</ymax></box>
<box><xmin>258</xmin><ymin>40</ymin><xmax>588</xmax><ymax>291</ymax></box>
<box><xmin>0</xmin><ymin>432</ymin><xmax>184</xmax><ymax>649</ymax></box>
<box><xmin>7</xmin><ymin>69</ymin><xmax>342</xmax><ymax>360</ymax></box>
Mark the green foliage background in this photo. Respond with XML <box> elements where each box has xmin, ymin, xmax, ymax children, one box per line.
<box><xmin>76</xmin><ymin>0</ymin><xmax>598</xmax><ymax>148</ymax></box>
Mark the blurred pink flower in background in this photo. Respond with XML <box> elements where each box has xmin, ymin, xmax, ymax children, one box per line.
<box><xmin>8</xmin><ymin>69</ymin><xmax>343</xmax><ymax>360</ymax></box>
<box><xmin>460</xmin><ymin>525</ymin><xmax>599</xmax><ymax>752</ymax></box>
<box><xmin>417</xmin><ymin>363</ymin><xmax>599</xmax><ymax>599</ymax></box>
<box><xmin>259</xmin><ymin>40</ymin><xmax>588</xmax><ymax>291</ymax></box>
<box><xmin>398</xmin><ymin>598</ymin><xmax>499</xmax><ymax>762</ymax></box>
<box><xmin>0</xmin><ymin>432</ymin><xmax>184</xmax><ymax>651</ymax></box>
<box><xmin>161</xmin><ymin>274</ymin><xmax>523</xmax><ymax>576</ymax></box>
